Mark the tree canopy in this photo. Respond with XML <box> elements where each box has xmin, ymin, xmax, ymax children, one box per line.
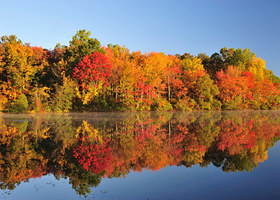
<box><xmin>0</xmin><ymin>30</ymin><xmax>279</xmax><ymax>112</ymax></box>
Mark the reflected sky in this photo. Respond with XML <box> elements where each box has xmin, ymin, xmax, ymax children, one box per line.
<box><xmin>0</xmin><ymin>111</ymin><xmax>279</xmax><ymax>200</ymax></box>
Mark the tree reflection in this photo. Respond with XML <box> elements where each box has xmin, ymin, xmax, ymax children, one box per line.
<box><xmin>0</xmin><ymin>111</ymin><xmax>279</xmax><ymax>195</ymax></box>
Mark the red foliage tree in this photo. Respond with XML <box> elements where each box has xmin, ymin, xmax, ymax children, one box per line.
<box><xmin>216</xmin><ymin>66</ymin><xmax>255</xmax><ymax>108</ymax></box>
<box><xmin>73</xmin><ymin>51</ymin><xmax>112</xmax><ymax>89</ymax></box>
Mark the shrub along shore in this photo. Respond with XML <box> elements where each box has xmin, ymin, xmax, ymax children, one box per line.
<box><xmin>0</xmin><ymin>30</ymin><xmax>279</xmax><ymax>113</ymax></box>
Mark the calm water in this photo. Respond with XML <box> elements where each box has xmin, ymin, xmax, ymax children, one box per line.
<box><xmin>0</xmin><ymin>111</ymin><xmax>279</xmax><ymax>200</ymax></box>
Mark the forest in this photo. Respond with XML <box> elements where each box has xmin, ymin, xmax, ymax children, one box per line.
<box><xmin>0</xmin><ymin>30</ymin><xmax>279</xmax><ymax>112</ymax></box>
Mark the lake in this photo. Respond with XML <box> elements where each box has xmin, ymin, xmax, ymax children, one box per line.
<box><xmin>0</xmin><ymin>111</ymin><xmax>279</xmax><ymax>200</ymax></box>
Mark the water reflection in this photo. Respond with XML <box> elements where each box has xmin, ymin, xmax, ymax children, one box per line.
<box><xmin>0</xmin><ymin>111</ymin><xmax>279</xmax><ymax>195</ymax></box>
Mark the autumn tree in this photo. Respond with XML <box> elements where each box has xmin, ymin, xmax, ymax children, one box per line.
<box><xmin>216</xmin><ymin>66</ymin><xmax>255</xmax><ymax>109</ymax></box>
<box><xmin>64</xmin><ymin>30</ymin><xmax>104</xmax><ymax>77</ymax></box>
<box><xmin>175</xmin><ymin>54</ymin><xmax>221</xmax><ymax>110</ymax></box>
<box><xmin>73</xmin><ymin>51</ymin><xmax>112</xmax><ymax>105</ymax></box>
<box><xmin>199</xmin><ymin>52</ymin><xmax>225</xmax><ymax>78</ymax></box>
<box><xmin>0</xmin><ymin>35</ymin><xmax>47</xmax><ymax>92</ymax></box>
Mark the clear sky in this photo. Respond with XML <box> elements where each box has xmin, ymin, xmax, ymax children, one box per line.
<box><xmin>1</xmin><ymin>0</ymin><xmax>279</xmax><ymax>76</ymax></box>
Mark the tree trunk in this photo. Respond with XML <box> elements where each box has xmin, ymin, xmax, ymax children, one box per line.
<box><xmin>168</xmin><ymin>76</ymin><xmax>171</xmax><ymax>102</ymax></box>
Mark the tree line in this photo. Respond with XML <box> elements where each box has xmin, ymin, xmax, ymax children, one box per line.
<box><xmin>0</xmin><ymin>30</ymin><xmax>279</xmax><ymax>112</ymax></box>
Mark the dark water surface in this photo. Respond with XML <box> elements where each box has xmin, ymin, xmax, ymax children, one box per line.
<box><xmin>0</xmin><ymin>111</ymin><xmax>279</xmax><ymax>200</ymax></box>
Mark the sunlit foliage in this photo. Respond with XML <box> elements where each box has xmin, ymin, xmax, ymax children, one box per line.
<box><xmin>0</xmin><ymin>30</ymin><xmax>279</xmax><ymax>112</ymax></box>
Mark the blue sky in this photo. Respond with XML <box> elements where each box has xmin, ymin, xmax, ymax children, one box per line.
<box><xmin>1</xmin><ymin>0</ymin><xmax>279</xmax><ymax>76</ymax></box>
